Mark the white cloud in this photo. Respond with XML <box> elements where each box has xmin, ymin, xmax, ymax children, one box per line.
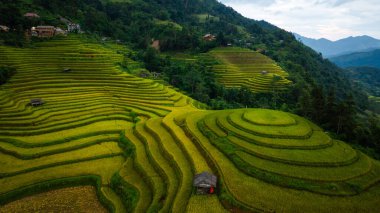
<box><xmin>219</xmin><ymin>0</ymin><xmax>380</xmax><ymax>40</ymax></box>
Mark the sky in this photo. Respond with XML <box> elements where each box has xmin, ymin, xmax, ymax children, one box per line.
<box><xmin>219</xmin><ymin>0</ymin><xmax>380</xmax><ymax>41</ymax></box>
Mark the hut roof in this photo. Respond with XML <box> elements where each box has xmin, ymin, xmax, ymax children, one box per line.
<box><xmin>0</xmin><ymin>25</ymin><xmax>9</xmax><ymax>31</ymax></box>
<box><xmin>30</xmin><ymin>98</ymin><xmax>43</xmax><ymax>103</ymax></box>
<box><xmin>24</xmin><ymin>13</ymin><xmax>40</xmax><ymax>18</ymax></box>
<box><xmin>36</xmin><ymin>26</ymin><xmax>55</xmax><ymax>29</ymax></box>
<box><xmin>193</xmin><ymin>171</ymin><xmax>217</xmax><ymax>187</ymax></box>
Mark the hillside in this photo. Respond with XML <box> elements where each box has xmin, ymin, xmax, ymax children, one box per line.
<box><xmin>294</xmin><ymin>34</ymin><xmax>380</xmax><ymax>58</ymax></box>
<box><xmin>345</xmin><ymin>66</ymin><xmax>380</xmax><ymax>96</ymax></box>
<box><xmin>208</xmin><ymin>47</ymin><xmax>291</xmax><ymax>93</ymax></box>
<box><xmin>1</xmin><ymin>36</ymin><xmax>380</xmax><ymax>213</ymax></box>
<box><xmin>0</xmin><ymin>0</ymin><xmax>368</xmax><ymax>107</ymax></box>
<box><xmin>331</xmin><ymin>49</ymin><xmax>380</xmax><ymax>69</ymax></box>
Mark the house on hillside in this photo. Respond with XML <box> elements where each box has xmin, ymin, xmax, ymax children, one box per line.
<box><xmin>67</xmin><ymin>23</ymin><xmax>81</xmax><ymax>33</ymax></box>
<box><xmin>152</xmin><ymin>72</ymin><xmax>161</xmax><ymax>79</ymax></box>
<box><xmin>151</xmin><ymin>40</ymin><xmax>160</xmax><ymax>50</ymax></box>
<box><xmin>24</xmin><ymin>13</ymin><xmax>40</xmax><ymax>19</ymax></box>
<box><xmin>54</xmin><ymin>27</ymin><xmax>67</xmax><ymax>36</ymax></box>
<box><xmin>32</xmin><ymin>26</ymin><xmax>55</xmax><ymax>38</ymax></box>
<box><xmin>0</xmin><ymin>25</ymin><xmax>9</xmax><ymax>32</ymax></box>
<box><xmin>63</xmin><ymin>68</ymin><xmax>72</xmax><ymax>73</ymax></box>
<box><xmin>30</xmin><ymin>98</ymin><xmax>44</xmax><ymax>107</ymax></box>
<box><xmin>203</xmin><ymin>34</ymin><xmax>216</xmax><ymax>41</ymax></box>
<box><xmin>193</xmin><ymin>171</ymin><xmax>217</xmax><ymax>195</ymax></box>
<box><xmin>261</xmin><ymin>70</ymin><xmax>268</xmax><ymax>75</ymax></box>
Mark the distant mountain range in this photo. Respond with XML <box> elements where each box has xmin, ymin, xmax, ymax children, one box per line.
<box><xmin>294</xmin><ymin>34</ymin><xmax>380</xmax><ymax>58</ymax></box>
<box><xmin>330</xmin><ymin>49</ymin><xmax>380</xmax><ymax>69</ymax></box>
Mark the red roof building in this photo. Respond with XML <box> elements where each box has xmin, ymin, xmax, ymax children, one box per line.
<box><xmin>203</xmin><ymin>34</ymin><xmax>216</xmax><ymax>41</ymax></box>
<box><xmin>24</xmin><ymin>13</ymin><xmax>40</xmax><ymax>18</ymax></box>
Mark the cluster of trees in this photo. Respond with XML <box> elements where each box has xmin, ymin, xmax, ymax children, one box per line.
<box><xmin>0</xmin><ymin>66</ymin><xmax>16</xmax><ymax>85</ymax></box>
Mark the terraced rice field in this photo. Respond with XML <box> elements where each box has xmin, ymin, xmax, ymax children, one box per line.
<box><xmin>0</xmin><ymin>186</ymin><xmax>107</xmax><ymax>213</ymax></box>
<box><xmin>209</xmin><ymin>47</ymin><xmax>292</xmax><ymax>93</ymax></box>
<box><xmin>0</xmin><ymin>36</ymin><xmax>379</xmax><ymax>212</ymax></box>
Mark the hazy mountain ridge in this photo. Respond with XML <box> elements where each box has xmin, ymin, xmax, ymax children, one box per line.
<box><xmin>294</xmin><ymin>33</ymin><xmax>380</xmax><ymax>57</ymax></box>
<box><xmin>330</xmin><ymin>49</ymin><xmax>380</xmax><ymax>69</ymax></box>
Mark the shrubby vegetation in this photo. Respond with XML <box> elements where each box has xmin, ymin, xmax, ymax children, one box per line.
<box><xmin>0</xmin><ymin>66</ymin><xmax>16</xmax><ymax>85</ymax></box>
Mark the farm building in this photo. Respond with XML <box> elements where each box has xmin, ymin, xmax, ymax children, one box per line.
<box><xmin>152</xmin><ymin>72</ymin><xmax>161</xmax><ymax>79</ymax></box>
<box><xmin>30</xmin><ymin>98</ymin><xmax>44</xmax><ymax>107</ymax></box>
<box><xmin>151</xmin><ymin>40</ymin><xmax>160</xmax><ymax>50</ymax></box>
<box><xmin>203</xmin><ymin>34</ymin><xmax>216</xmax><ymax>41</ymax></box>
<box><xmin>261</xmin><ymin>70</ymin><xmax>268</xmax><ymax>75</ymax></box>
<box><xmin>68</xmin><ymin>23</ymin><xmax>81</xmax><ymax>32</ymax></box>
<box><xmin>63</xmin><ymin>68</ymin><xmax>72</xmax><ymax>72</ymax></box>
<box><xmin>55</xmin><ymin>27</ymin><xmax>67</xmax><ymax>36</ymax></box>
<box><xmin>32</xmin><ymin>26</ymin><xmax>55</xmax><ymax>38</ymax></box>
<box><xmin>193</xmin><ymin>171</ymin><xmax>217</xmax><ymax>194</ymax></box>
<box><xmin>24</xmin><ymin>13</ymin><xmax>40</xmax><ymax>18</ymax></box>
<box><xmin>0</xmin><ymin>25</ymin><xmax>9</xmax><ymax>32</ymax></box>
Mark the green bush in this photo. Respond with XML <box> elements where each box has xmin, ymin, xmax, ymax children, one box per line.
<box><xmin>0</xmin><ymin>66</ymin><xmax>16</xmax><ymax>85</ymax></box>
<box><xmin>110</xmin><ymin>172</ymin><xmax>139</xmax><ymax>213</ymax></box>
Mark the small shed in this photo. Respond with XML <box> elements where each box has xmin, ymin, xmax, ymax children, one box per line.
<box><xmin>0</xmin><ymin>25</ymin><xmax>9</xmax><ymax>32</ymax></box>
<box><xmin>193</xmin><ymin>171</ymin><xmax>217</xmax><ymax>195</ymax></box>
<box><xmin>261</xmin><ymin>70</ymin><xmax>268</xmax><ymax>75</ymax></box>
<box><xmin>151</xmin><ymin>40</ymin><xmax>160</xmax><ymax>51</ymax></box>
<box><xmin>30</xmin><ymin>98</ymin><xmax>44</xmax><ymax>107</ymax></box>
<box><xmin>151</xmin><ymin>72</ymin><xmax>161</xmax><ymax>79</ymax></box>
<box><xmin>24</xmin><ymin>13</ymin><xmax>40</xmax><ymax>18</ymax></box>
<box><xmin>55</xmin><ymin>27</ymin><xmax>67</xmax><ymax>36</ymax></box>
<box><xmin>203</xmin><ymin>34</ymin><xmax>216</xmax><ymax>41</ymax></box>
<box><xmin>63</xmin><ymin>68</ymin><xmax>71</xmax><ymax>72</ymax></box>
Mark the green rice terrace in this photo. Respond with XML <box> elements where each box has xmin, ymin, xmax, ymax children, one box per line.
<box><xmin>0</xmin><ymin>36</ymin><xmax>379</xmax><ymax>212</ymax></box>
<box><xmin>208</xmin><ymin>47</ymin><xmax>292</xmax><ymax>93</ymax></box>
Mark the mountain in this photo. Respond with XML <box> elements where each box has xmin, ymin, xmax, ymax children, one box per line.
<box><xmin>294</xmin><ymin>33</ymin><xmax>380</xmax><ymax>57</ymax></box>
<box><xmin>330</xmin><ymin>49</ymin><xmax>380</xmax><ymax>68</ymax></box>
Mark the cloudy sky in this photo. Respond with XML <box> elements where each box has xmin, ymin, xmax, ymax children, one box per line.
<box><xmin>219</xmin><ymin>0</ymin><xmax>380</xmax><ymax>41</ymax></box>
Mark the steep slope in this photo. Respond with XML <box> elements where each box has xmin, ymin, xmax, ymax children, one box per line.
<box><xmin>345</xmin><ymin>66</ymin><xmax>380</xmax><ymax>96</ymax></box>
<box><xmin>331</xmin><ymin>49</ymin><xmax>380</xmax><ymax>69</ymax></box>
<box><xmin>295</xmin><ymin>34</ymin><xmax>380</xmax><ymax>57</ymax></box>
<box><xmin>0</xmin><ymin>36</ymin><xmax>206</xmax><ymax>212</ymax></box>
<box><xmin>1</xmin><ymin>0</ymin><xmax>367</xmax><ymax>107</ymax></box>
<box><xmin>0</xmin><ymin>36</ymin><xmax>380</xmax><ymax>213</ymax></box>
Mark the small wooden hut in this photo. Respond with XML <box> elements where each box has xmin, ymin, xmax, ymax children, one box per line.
<box><xmin>193</xmin><ymin>171</ymin><xmax>217</xmax><ymax>195</ymax></box>
<box><xmin>30</xmin><ymin>98</ymin><xmax>44</xmax><ymax>107</ymax></box>
<box><xmin>63</xmin><ymin>68</ymin><xmax>71</xmax><ymax>72</ymax></box>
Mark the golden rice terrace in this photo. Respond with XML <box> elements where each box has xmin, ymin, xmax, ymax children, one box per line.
<box><xmin>0</xmin><ymin>36</ymin><xmax>379</xmax><ymax>213</ymax></box>
<box><xmin>209</xmin><ymin>47</ymin><xmax>292</xmax><ymax>93</ymax></box>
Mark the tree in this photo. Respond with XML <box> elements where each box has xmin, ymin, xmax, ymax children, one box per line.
<box><xmin>324</xmin><ymin>89</ymin><xmax>337</xmax><ymax>128</ymax></box>
<box><xmin>311</xmin><ymin>87</ymin><xmax>325</xmax><ymax>123</ymax></box>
